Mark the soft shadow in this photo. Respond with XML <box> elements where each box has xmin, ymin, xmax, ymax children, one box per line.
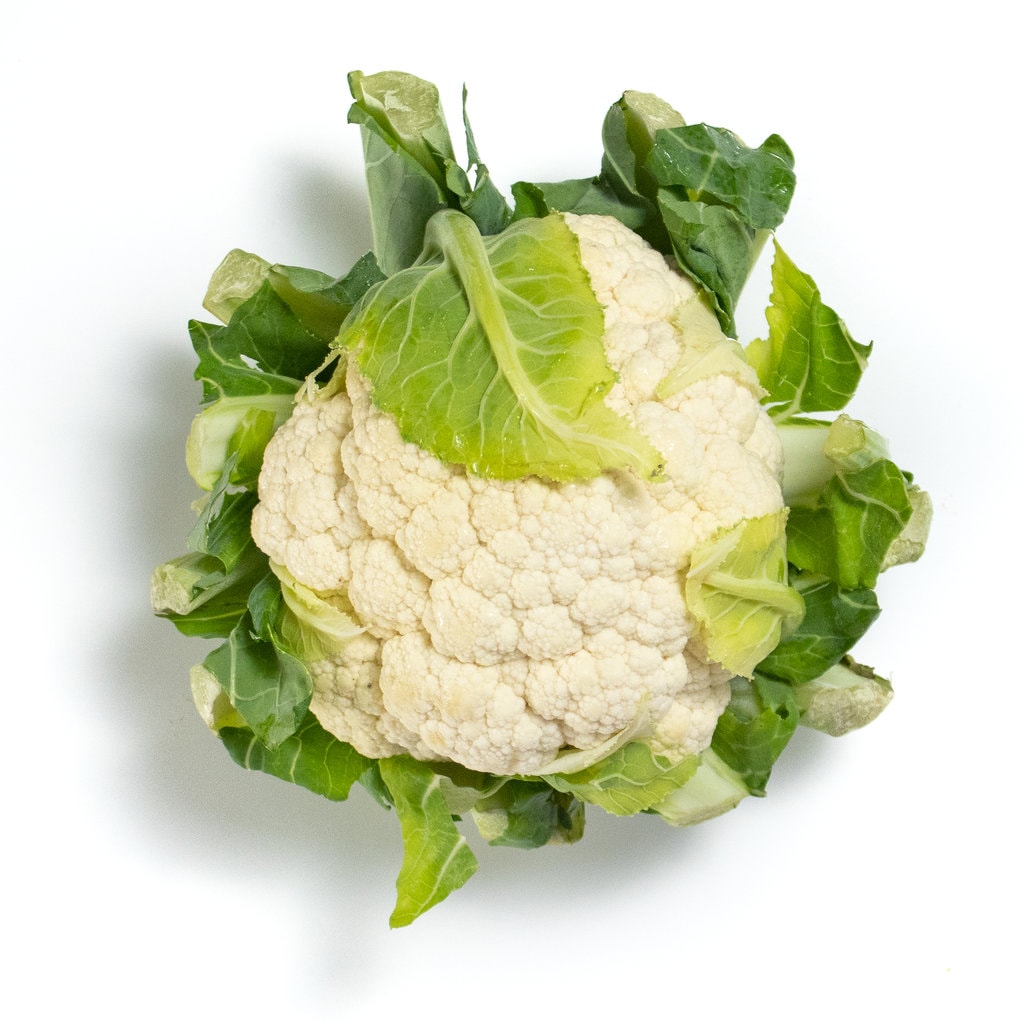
<box><xmin>270</xmin><ymin>155</ymin><xmax>375</xmax><ymax>275</ymax></box>
<box><xmin>99</xmin><ymin>340</ymin><xmax>399</xmax><ymax>985</ymax></box>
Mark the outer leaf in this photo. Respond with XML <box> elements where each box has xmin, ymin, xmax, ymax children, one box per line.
<box><xmin>711</xmin><ymin>674</ymin><xmax>800</xmax><ymax>797</ymax></box>
<box><xmin>600</xmin><ymin>90</ymin><xmax>686</xmax><ymax>210</ymax></box>
<box><xmin>185</xmin><ymin>458</ymin><xmax>259</xmax><ymax>573</ymax></box>
<box><xmin>345</xmin><ymin>209</ymin><xmax>664</xmax><ymax>482</ymax></box>
<box><xmin>152</xmin><ymin>454</ymin><xmax>269</xmax><ymax>639</ymax></box>
<box><xmin>471</xmin><ymin>780</ymin><xmax>585</xmax><ymax>849</ymax></box>
<box><xmin>265</xmin><ymin>254</ymin><xmax>386</xmax><ymax>344</ymax></box>
<box><xmin>786</xmin><ymin>458</ymin><xmax>913</xmax><ymax>590</ymax></box>
<box><xmin>510</xmin><ymin>177</ymin><xmax>647</xmax><ymax>231</ymax></box>
<box><xmin>542</xmin><ymin>742</ymin><xmax>699</xmax><ymax>816</ymax></box>
<box><xmin>445</xmin><ymin>86</ymin><xmax>512</xmax><ymax>235</ymax></box>
<box><xmin>348</xmin><ymin>70</ymin><xmax>457</xmax><ymax>274</ymax></box>
<box><xmin>190</xmin><ymin>282</ymin><xmax>323</xmax><ymax>402</ymax></box>
<box><xmin>219</xmin><ymin>713</ymin><xmax>374</xmax><ymax>801</ymax></box>
<box><xmin>202</xmin><ymin>609</ymin><xmax>312</xmax><ymax>749</ymax></box>
<box><xmin>151</xmin><ymin>547</ymin><xmax>266</xmax><ymax>639</ymax></box>
<box><xmin>647</xmin><ymin>126</ymin><xmax>796</xmax><ymax>334</ymax></box>
<box><xmin>655</xmin><ymin>193</ymin><xmax>762</xmax><ymax>337</ymax></box>
<box><xmin>684</xmin><ymin>510</ymin><xmax>805</xmax><ymax>679</ymax></box>
<box><xmin>204</xmin><ymin>248</ymin><xmax>385</xmax><ymax>342</ymax></box>
<box><xmin>647</xmin><ymin>126</ymin><xmax>795</xmax><ymax>230</ymax></box>
<box><xmin>652</xmin><ymin>749</ymin><xmax>750</xmax><ymax>826</ymax></box>
<box><xmin>377</xmin><ymin>757</ymin><xmax>478</xmax><ymax>928</ymax></box>
<box><xmin>755</xmin><ymin>572</ymin><xmax>880</xmax><ymax>685</ymax></box>
<box><xmin>746</xmin><ymin>243</ymin><xmax>872</xmax><ymax>420</ymax></box>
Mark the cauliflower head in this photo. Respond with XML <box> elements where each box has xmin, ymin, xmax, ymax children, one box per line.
<box><xmin>250</xmin><ymin>213</ymin><xmax>785</xmax><ymax>776</ymax></box>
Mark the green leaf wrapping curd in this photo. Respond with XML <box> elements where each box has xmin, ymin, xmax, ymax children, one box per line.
<box><xmin>342</xmin><ymin>209</ymin><xmax>664</xmax><ymax>481</ymax></box>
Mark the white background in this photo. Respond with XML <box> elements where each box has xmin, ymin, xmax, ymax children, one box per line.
<box><xmin>4</xmin><ymin>2</ymin><xmax>1019</xmax><ymax>1019</ymax></box>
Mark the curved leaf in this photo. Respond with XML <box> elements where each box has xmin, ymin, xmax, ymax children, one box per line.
<box><xmin>345</xmin><ymin>210</ymin><xmax>664</xmax><ymax>482</ymax></box>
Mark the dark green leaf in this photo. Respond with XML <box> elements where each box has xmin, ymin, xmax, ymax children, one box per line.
<box><xmin>267</xmin><ymin>251</ymin><xmax>385</xmax><ymax>343</ymax></box>
<box><xmin>655</xmin><ymin>192</ymin><xmax>763</xmax><ymax>337</ymax></box>
<box><xmin>786</xmin><ymin>459</ymin><xmax>914</xmax><ymax>590</ymax></box>
<box><xmin>647</xmin><ymin>125</ymin><xmax>795</xmax><ymax>229</ymax></box>
<box><xmin>185</xmin><ymin>458</ymin><xmax>259</xmax><ymax>573</ymax></box>
<box><xmin>220</xmin><ymin>713</ymin><xmax>374</xmax><ymax>801</ymax></box>
<box><xmin>473</xmin><ymin>780</ymin><xmax>585</xmax><ymax>849</ymax></box>
<box><xmin>756</xmin><ymin>573</ymin><xmax>881</xmax><ymax>685</ymax></box>
<box><xmin>348</xmin><ymin>70</ymin><xmax>456</xmax><ymax>274</ymax></box>
<box><xmin>202</xmin><ymin>612</ymin><xmax>312</xmax><ymax>749</ymax></box>
<box><xmin>711</xmin><ymin>675</ymin><xmax>799</xmax><ymax>796</ymax></box>
<box><xmin>190</xmin><ymin>282</ymin><xmax>325</xmax><ymax>402</ymax></box>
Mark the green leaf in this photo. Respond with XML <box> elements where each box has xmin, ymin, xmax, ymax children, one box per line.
<box><xmin>185</xmin><ymin>457</ymin><xmax>259</xmax><ymax>574</ymax></box>
<box><xmin>746</xmin><ymin>243</ymin><xmax>872</xmax><ymax>420</ymax></box>
<box><xmin>508</xmin><ymin>90</ymin><xmax>686</xmax><ymax>246</ymax></box>
<box><xmin>542</xmin><ymin>741</ymin><xmax>699</xmax><ymax>816</ymax></box>
<box><xmin>655</xmin><ymin>194</ymin><xmax>763</xmax><ymax>337</ymax></box>
<box><xmin>151</xmin><ymin>547</ymin><xmax>266</xmax><ymax>639</ymax></box>
<box><xmin>647</xmin><ymin>126</ymin><xmax>795</xmax><ymax>230</ymax></box>
<box><xmin>647</xmin><ymin>125</ymin><xmax>796</xmax><ymax>335</ymax></box>
<box><xmin>202</xmin><ymin>605</ymin><xmax>312</xmax><ymax>749</ymax></box>
<box><xmin>711</xmin><ymin>674</ymin><xmax>800</xmax><ymax>796</ymax></box>
<box><xmin>471</xmin><ymin>780</ymin><xmax>585</xmax><ymax>848</ymax></box>
<box><xmin>444</xmin><ymin>85</ymin><xmax>512</xmax><ymax>236</ymax></box>
<box><xmin>755</xmin><ymin>572</ymin><xmax>880</xmax><ymax>685</ymax></box>
<box><xmin>777</xmin><ymin>415</ymin><xmax>916</xmax><ymax>590</ymax></box>
<box><xmin>204</xmin><ymin>247</ymin><xmax>385</xmax><ymax>343</ymax></box>
<box><xmin>377</xmin><ymin>757</ymin><xmax>478</xmax><ymax>928</ymax></box>
<box><xmin>219</xmin><ymin>713</ymin><xmax>375</xmax><ymax>800</ymax></box>
<box><xmin>344</xmin><ymin>209</ymin><xmax>664</xmax><ymax>482</ymax></box>
<box><xmin>266</xmin><ymin>253</ymin><xmax>386</xmax><ymax>344</ymax></box>
<box><xmin>348</xmin><ymin>70</ymin><xmax>458</xmax><ymax>274</ymax></box>
<box><xmin>600</xmin><ymin>91</ymin><xmax>686</xmax><ymax>217</ymax></box>
<box><xmin>190</xmin><ymin>282</ymin><xmax>325</xmax><ymax>402</ymax></box>
<box><xmin>684</xmin><ymin>510</ymin><xmax>805</xmax><ymax>679</ymax></box>
<box><xmin>152</xmin><ymin>453</ymin><xmax>269</xmax><ymax>639</ymax></box>
<box><xmin>510</xmin><ymin>177</ymin><xmax>648</xmax><ymax>231</ymax></box>
<box><xmin>269</xmin><ymin>560</ymin><xmax>364</xmax><ymax>662</ymax></box>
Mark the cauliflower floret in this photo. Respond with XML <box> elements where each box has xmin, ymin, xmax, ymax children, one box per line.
<box><xmin>250</xmin><ymin>213</ymin><xmax>784</xmax><ymax>776</ymax></box>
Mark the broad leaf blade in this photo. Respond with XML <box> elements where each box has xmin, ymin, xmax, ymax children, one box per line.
<box><xmin>747</xmin><ymin>244</ymin><xmax>872</xmax><ymax>420</ymax></box>
<box><xmin>220</xmin><ymin>713</ymin><xmax>374</xmax><ymax>801</ymax></box>
<box><xmin>647</xmin><ymin>126</ymin><xmax>795</xmax><ymax>230</ymax></box>
<box><xmin>190</xmin><ymin>282</ymin><xmax>324</xmax><ymax>402</ymax></box>
<box><xmin>378</xmin><ymin>757</ymin><xmax>478</xmax><ymax>928</ymax></box>
<box><xmin>756</xmin><ymin>573</ymin><xmax>881</xmax><ymax>685</ymax></box>
<box><xmin>786</xmin><ymin>459</ymin><xmax>913</xmax><ymax>589</ymax></box>
<box><xmin>346</xmin><ymin>210</ymin><xmax>664</xmax><ymax>482</ymax></box>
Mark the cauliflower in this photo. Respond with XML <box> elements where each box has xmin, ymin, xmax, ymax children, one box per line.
<box><xmin>250</xmin><ymin>214</ymin><xmax>785</xmax><ymax>776</ymax></box>
<box><xmin>154</xmin><ymin>71</ymin><xmax>928</xmax><ymax>926</ymax></box>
